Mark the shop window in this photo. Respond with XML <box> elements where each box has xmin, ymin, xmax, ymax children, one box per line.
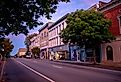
<box><xmin>106</xmin><ymin>46</ymin><xmax>113</xmax><ymax>60</ymax></box>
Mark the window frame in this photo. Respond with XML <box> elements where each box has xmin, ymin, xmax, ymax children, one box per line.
<box><xmin>118</xmin><ymin>14</ymin><xmax>121</xmax><ymax>34</ymax></box>
<box><xmin>106</xmin><ymin>45</ymin><xmax>113</xmax><ymax>61</ymax></box>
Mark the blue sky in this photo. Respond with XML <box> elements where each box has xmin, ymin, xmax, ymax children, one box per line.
<box><xmin>9</xmin><ymin>0</ymin><xmax>110</xmax><ymax>55</ymax></box>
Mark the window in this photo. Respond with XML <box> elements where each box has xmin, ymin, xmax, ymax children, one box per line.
<box><xmin>119</xmin><ymin>16</ymin><xmax>121</xmax><ymax>27</ymax></box>
<box><xmin>60</xmin><ymin>38</ymin><xmax>62</xmax><ymax>45</ymax></box>
<box><xmin>62</xmin><ymin>22</ymin><xmax>64</xmax><ymax>30</ymax></box>
<box><xmin>118</xmin><ymin>15</ymin><xmax>121</xmax><ymax>34</ymax></box>
<box><xmin>57</xmin><ymin>37</ymin><xmax>58</xmax><ymax>45</ymax></box>
<box><xmin>41</xmin><ymin>33</ymin><xmax>43</xmax><ymax>39</ymax></box>
<box><xmin>54</xmin><ymin>28</ymin><xmax>56</xmax><ymax>35</ymax></box>
<box><xmin>54</xmin><ymin>39</ymin><xmax>56</xmax><ymax>46</ymax></box>
<box><xmin>106</xmin><ymin>46</ymin><xmax>113</xmax><ymax>60</ymax></box>
<box><xmin>56</xmin><ymin>26</ymin><xmax>58</xmax><ymax>34</ymax></box>
<box><xmin>44</xmin><ymin>32</ymin><xmax>46</xmax><ymax>37</ymax></box>
<box><xmin>46</xmin><ymin>32</ymin><xmax>48</xmax><ymax>37</ymax></box>
<box><xmin>59</xmin><ymin>24</ymin><xmax>61</xmax><ymax>31</ymax></box>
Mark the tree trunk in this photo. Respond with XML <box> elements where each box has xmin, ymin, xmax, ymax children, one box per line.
<box><xmin>93</xmin><ymin>49</ymin><xmax>97</xmax><ymax>64</ymax></box>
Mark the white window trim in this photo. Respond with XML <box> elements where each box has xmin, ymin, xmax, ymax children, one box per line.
<box><xmin>117</xmin><ymin>14</ymin><xmax>121</xmax><ymax>34</ymax></box>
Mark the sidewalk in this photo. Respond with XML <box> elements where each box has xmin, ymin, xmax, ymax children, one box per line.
<box><xmin>0</xmin><ymin>60</ymin><xmax>3</xmax><ymax>74</ymax></box>
<box><xmin>53</xmin><ymin>60</ymin><xmax>121</xmax><ymax>71</ymax></box>
<box><xmin>0</xmin><ymin>60</ymin><xmax>6</xmax><ymax>82</ymax></box>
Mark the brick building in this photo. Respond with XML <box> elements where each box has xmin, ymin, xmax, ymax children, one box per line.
<box><xmin>99</xmin><ymin>0</ymin><xmax>121</xmax><ymax>66</ymax></box>
<box><xmin>38</xmin><ymin>22</ymin><xmax>53</xmax><ymax>59</ymax></box>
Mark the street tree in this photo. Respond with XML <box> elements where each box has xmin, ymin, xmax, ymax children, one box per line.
<box><xmin>0</xmin><ymin>0</ymin><xmax>70</xmax><ymax>37</ymax></box>
<box><xmin>60</xmin><ymin>10</ymin><xmax>115</xmax><ymax>63</ymax></box>
<box><xmin>0</xmin><ymin>38</ymin><xmax>14</xmax><ymax>60</ymax></box>
<box><xmin>24</xmin><ymin>33</ymin><xmax>38</xmax><ymax>55</ymax></box>
<box><xmin>31</xmin><ymin>47</ymin><xmax>40</xmax><ymax>58</ymax></box>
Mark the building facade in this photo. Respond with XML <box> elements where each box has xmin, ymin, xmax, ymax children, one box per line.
<box><xmin>88</xmin><ymin>1</ymin><xmax>107</xmax><ymax>11</ymax></box>
<box><xmin>85</xmin><ymin>1</ymin><xmax>108</xmax><ymax>63</ymax></box>
<box><xmin>48</xmin><ymin>14</ymin><xmax>69</xmax><ymax>60</ymax></box>
<box><xmin>48</xmin><ymin>14</ymin><xmax>89</xmax><ymax>61</ymax></box>
<box><xmin>29</xmin><ymin>34</ymin><xmax>40</xmax><ymax>52</ymax></box>
<box><xmin>17</xmin><ymin>48</ymin><xmax>27</xmax><ymax>57</ymax></box>
<box><xmin>99</xmin><ymin>0</ymin><xmax>121</xmax><ymax>66</ymax></box>
<box><xmin>38</xmin><ymin>22</ymin><xmax>53</xmax><ymax>59</ymax></box>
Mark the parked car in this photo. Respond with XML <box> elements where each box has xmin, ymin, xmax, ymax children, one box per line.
<box><xmin>26</xmin><ymin>55</ymin><xmax>31</xmax><ymax>59</ymax></box>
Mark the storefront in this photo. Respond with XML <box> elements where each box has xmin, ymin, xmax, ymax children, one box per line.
<box><xmin>70</xmin><ymin>45</ymin><xmax>83</xmax><ymax>61</ymax></box>
<box><xmin>49</xmin><ymin>45</ymin><xmax>69</xmax><ymax>60</ymax></box>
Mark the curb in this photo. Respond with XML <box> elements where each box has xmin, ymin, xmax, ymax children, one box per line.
<box><xmin>52</xmin><ymin>60</ymin><xmax>121</xmax><ymax>72</ymax></box>
<box><xmin>0</xmin><ymin>61</ymin><xmax>6</xmax><ymax>81</ymax></box>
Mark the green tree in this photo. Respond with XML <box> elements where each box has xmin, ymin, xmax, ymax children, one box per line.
<box><xmin>60</xmin><ymin>10</ymin><xmax>115</xmax><ymax>63</ymax></box>
<box><xmin>0</xmin><ymin>38</ymin><xmax>14</xmax><ymax>60</ymax></box>
<box><xmin>31</xmin><ymin>47</ymin><xmax>40</xmax><ymax>58</ymax></box>
<box><xmin>24</xmin><ymin>33</ymin><xmax>38</xmax><ymax>47</ymax></box>
<box><xmin>0</xmin><ymin>0</ymin><xmax>70</xmax><ymax>37</ymax></box>
<box><xmin>24</xmin><ymin>33</ymin><xmax>38</xmax><ymax>56</ymax></box>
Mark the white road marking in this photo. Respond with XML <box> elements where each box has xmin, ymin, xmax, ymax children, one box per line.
<box><xmin>52</xmin><ymin>65</ymin><xmax>63</xmax><ymax>69</ymax></box>
<box><xmin>33</xmin><ymin>61</ymin><xmax>38</xmax><ymax>63</ymax></box>
<box><xmin>16</xmin><ymin>60</ymin><xmax>55</xmax><ymax>82</ymax></box>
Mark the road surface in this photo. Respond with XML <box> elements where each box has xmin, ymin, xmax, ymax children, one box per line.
<box><xmin>3</xmin><ymin>58</ymin><xmax>121</xmax><ymax>82</ymax></box>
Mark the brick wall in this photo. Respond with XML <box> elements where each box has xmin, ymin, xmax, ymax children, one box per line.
<box><xmin>103</xmin><ymin>4</ymin><xmax>121</xmax><ymax>36</ymax></box>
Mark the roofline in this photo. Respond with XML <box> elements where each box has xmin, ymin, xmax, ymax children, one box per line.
<box><xmin>98</xmin><ymin>0</ymin><xmax>121</xmax><ymax>11</ymax></box>
<box><xmin>38</xmin><ymin>22</ymin><xmax>53</xmax><ymax>32</ymax></box>
<box><xmin>48</xmin><ymin>13</ymin><xmax>69</xmax><ymax>29</ymax></box>
<box><xmin>88</xmin><ymin>1</ymin><xmax>108</xmax><ymax>10</ymax></box>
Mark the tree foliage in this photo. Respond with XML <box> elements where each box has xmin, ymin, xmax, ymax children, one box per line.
<box><xmin>24</xmin><ymin>33</ymin><xmax>38</xmax><ymax>55</ymax></box>
<box><xmin>60</xmin><ymin>10</ymin><xmax>115</xmax><ymax>63</ymax></box>
<box><xmin>31</xmin><ymin>47</ymin><xmax>40</xmax><ymax>58</ymax></box>
<box><xmin>0</xmin><ymin>0</ymin><xmax>70</xmax><ymax>37</ymax></box>
<box><xmin>0</xmin><ymin>38</ymin><xmax>14</xmax><ymax>58</ymax></box>
<box><xmin>60</xmin><ymin>10</ymin><xmax>115</xmax><ymax>47</ymax></box>
<box><xmin>24</xmin><ymin>33</ymin><xmax>38</xmax><ymax>46</ymax></box>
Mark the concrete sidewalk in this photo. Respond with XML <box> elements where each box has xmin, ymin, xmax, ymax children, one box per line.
<box><xmin>53</xmin><ymin>60</ymin><xmax>121</xmax><ymax>71</ymax></box>
<box><xmin>0</xmin><ymin>60</ymin><xmax>6</xmax><ymax>82</ymax></box>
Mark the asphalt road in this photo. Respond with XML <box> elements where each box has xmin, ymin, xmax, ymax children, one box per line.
<box><xmin>3</xmin><ymin>58</ymin><xmax>121</xmax><ymax>82</ymax></box>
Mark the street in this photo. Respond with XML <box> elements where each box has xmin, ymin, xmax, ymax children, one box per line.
<box><xmin>3</xmin><ymin>58</ymin><xmax>121</xmax><ymax>82</ymax></box>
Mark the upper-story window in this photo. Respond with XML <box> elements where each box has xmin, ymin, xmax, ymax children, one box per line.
<box><xmin>44</xmin><ymin>31</ymin><xmax>46</xmax><ymax>37</ymax></box>
<box><xmin>62</xmin><ymin>22</ymin><xmax>64</xmax><ymax>30</ymax></box>
<box><xmin>54</xmin><ymin>28</ymin><xmax>56</xmax><ymax>35</ymax></box>
<box><xmin>59</xmin><ymin>24</ymin><xmax>61</xmax><ymax>31</ymax></box>
<box><xmin>119</xmin><ymin>16</ymin><xmax>121</xmax><ymax>27</ymax></box>
<box><xmin>56</xmin><ymin>26</ymin><xmax>58</xmax><ymax>34</ymax></box>
<box><xmin>41</xmin><ymin>33</ymin><xmax>43</xmax><ymax>39</ymax></box>
<box><xmin>118</xmin><ymin>15</ymin><xmax>121</xmax><ymax>34</ymax></box>
<box><xmin>46</xmin><ymin>32</ymin><xmax>48</xmax><ymax>37</ymax></box>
